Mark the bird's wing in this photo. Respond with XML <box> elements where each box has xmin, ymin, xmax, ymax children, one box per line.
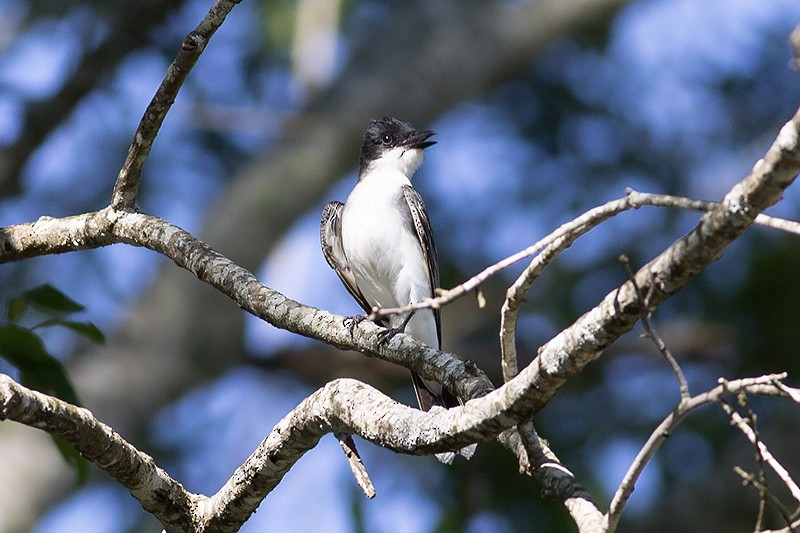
<box><xmin>401</xmin><ymin>185</ymin><xmax>441</xmax><ymax>346</ymax></box>
<box><xmin>320</xmin><ymin>201</ymin><xmax>373</xmax><ymax>316</ymax></box>
<box><xmin>401</xmin><ymin>186</ymin><xmax>462</xmax><ymax>415</ymax></box>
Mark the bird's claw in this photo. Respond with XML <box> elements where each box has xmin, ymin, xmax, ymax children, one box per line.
<box><xmin>343</xmin><ymin>315</ymin><xmax>367</xmax><ymax>338</ymax></box>
<box><xmin>375</xmin><ymin>310</ymin><xmax>416</xmax><ymax>346</ymax></box>
<box><xmin>375</xmin><ymin>326</ymin><xmax>404</xmax><ymax>346</ymax></box>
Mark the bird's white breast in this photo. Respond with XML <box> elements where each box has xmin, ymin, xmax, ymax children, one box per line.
<box><xmin>341</xmin><ymin>168</ymin><xmax>437</xmax><ymax>346</ymax></box>
<box><xmin>341</xmin><ymin>169</ymin><xmax>413</xmax><ymax>309</ymax></box>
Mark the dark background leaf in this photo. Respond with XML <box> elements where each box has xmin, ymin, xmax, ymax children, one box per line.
<box><xmin>20</xmin><ymin>285</ymin><xmax>85</xmax><ymax>315</ymax></box>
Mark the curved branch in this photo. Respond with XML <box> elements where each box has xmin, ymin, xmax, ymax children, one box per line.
<box><xmin>0</xmin><ymin>368</ymin><xmax>597</xmax><ymax>532</ymax></box>
<box><xmin>605</xmin><ymin>374</ymin><xmax>796</xmax><ymax>532</ymax></box>
<box><xmin>0</xmin><ymin>373</ymin><xmax>197</xmax><ymax>531</ymax></box>
<box><xmin>499</xmin><ymin>196</ymin><xmax>636</xmax><ymax>381</ymax></box>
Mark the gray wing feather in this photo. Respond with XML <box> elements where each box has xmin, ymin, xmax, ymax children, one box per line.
<box><xmin>320</xmin><ymin>201</ymin><xmax>373</xmax><ymax>316</ymax></box>
<box><xmin>401</xmin><ymin>185</ymin><xmax>441</xmax><ymax>347</ymax></box>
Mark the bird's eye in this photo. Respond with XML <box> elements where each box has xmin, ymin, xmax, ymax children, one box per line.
<box><xmin>381</xmin><ymin>134</ymin><xmax>393</xmax><ymax>145</ymax></box>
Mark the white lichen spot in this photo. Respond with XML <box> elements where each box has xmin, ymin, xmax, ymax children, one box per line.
<box><xmin>777</xmin><ymin>119</ymin><xmax>799</xmax><ymax>150</ymax></box>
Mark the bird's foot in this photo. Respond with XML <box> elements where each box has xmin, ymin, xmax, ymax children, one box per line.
<box><xmin>343</xmin><ymin>315</ymin><xmax>367</xmax><ymax>338</ymax></box>
<box><xmin>375</xmin><ymin>325</ymin><xmax>405</xmax><ymax>346</ymax></box>
<box><xmin>375</xmin><ymin>311</ymin><xmax>416</xmax><ymax>346</ymax></box>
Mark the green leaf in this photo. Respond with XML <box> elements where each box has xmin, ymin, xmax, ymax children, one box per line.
<box><xmin>6</xmin><ymin>296</ymin><xmax>28</xmax><ymax>323</ymax></box>
<box><xmin>55</xmin><ymin>320</ymin><xmax>105</xmax><ymax>343</ymax></box>
<box><xmin>0</xmin><ymin>323</ymin><xmax>50</xmax><ymax>366</ymax></box>
<box><xmin>1</xmin><ymin>288</ymin><xmax>95</xmax><ymax>485</ymax></box>
<box><xmin>22</xmin><ymin>284</ymin><xmax>85</xmax><ymax>314</ymax></box>
<box><xmin>0</xmin><ymin>324</ymin><xmax>81</xmax><ymax>406</ymax></box>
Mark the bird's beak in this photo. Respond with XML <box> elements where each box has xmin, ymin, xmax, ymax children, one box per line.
<box><xmin>402</xmin><ymin>130</ymin><xmax>437</xmax><ymax>150</ymax></box>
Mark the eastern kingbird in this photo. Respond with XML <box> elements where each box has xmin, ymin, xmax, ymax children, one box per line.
<box><xmin>320</xmin><ymin>117</ymin><xmax>474</xmax><ymax>463</ymax></box>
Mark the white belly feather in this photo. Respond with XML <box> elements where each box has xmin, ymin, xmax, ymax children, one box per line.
<box><xmin>341</xmin><ymin>170</ymin><xmax>439</xmax><ymax>349</ymax></box>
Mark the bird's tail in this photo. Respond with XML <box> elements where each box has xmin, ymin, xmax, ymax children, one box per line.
<box><xmin>410</xmin><ymin>372</ymin><xmax>477</xmax><ymax>464</ymax></box>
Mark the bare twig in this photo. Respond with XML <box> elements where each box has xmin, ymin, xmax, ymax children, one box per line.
<box><xmin>605</xmin><ymin>374</ymin><xmax>792</xmax><ymax>532</ymax></box>
<box><xmin>498</xmin><ymin>196</ymin><xmax>638</xmax><ymax>381</ymax></box>
<box><xmin>720</xmin><ymin>392</ymin><xmax>800</xmax><ymax>507</ymax></box>
<box><xmin>620</xmin><ymin>254</ymin><xmax>690</xmax><ymax>400</ymax></box>
<box><xmin>732</xmin><ymin>394</ymin><xmax>771</xmax><ymax>531</ymax></box>
<box><xmin>760</xmin><ymin>519</ymin><xmax>800</xmax><ymax>533</ymax></box>
<box><xmin>774</xmin><ymin>380</ymin><xmax>800</xmax><ymax>403</ymax></box>
<box><xmin>372</xmin><ymin>189</ymin><xmax>800</xmax><ymax>329</ymax></box>
<box><xmin>626</xmin><ymin>190</ymin><xmax>800</xmax><ymax>236</ymax></box>
<box><xmin>335</xmin><ymin>433</ymin><xmax>376</xmax><ymax>499</ymax></box>
<box><xmin>110</xmin><ymin>0</ymin><xmax>242</xmax><ymax>210</ymax></box>
<box><xmin>733</xmin><ymin>467</ymin><xmax>797</xmax><ymax>531</ymax></box>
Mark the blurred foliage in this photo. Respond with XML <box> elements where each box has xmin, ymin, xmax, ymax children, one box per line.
<box><xmin>0</xmin><ymin>284</ymin><xmax>104</xmax><ymax>483</ymax></box>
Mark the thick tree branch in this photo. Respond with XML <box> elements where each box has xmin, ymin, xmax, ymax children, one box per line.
<box><xmin>0</xmin><ymin>367</ymin><xmax>606</xmax><ymax>531</ymax></box>
<box><xmin>0</xmin><ymin>373</ymin><xmax>198</xmax><ymax>531</ymax></box>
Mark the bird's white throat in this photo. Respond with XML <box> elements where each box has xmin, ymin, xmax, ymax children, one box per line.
<box><xmin>361</xmin><ymin>146</ymin><xmax>424</xmax><ymax>179</ymax></box>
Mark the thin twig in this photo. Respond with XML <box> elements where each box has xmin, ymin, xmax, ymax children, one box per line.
<box><xmin>727</xmin><ymin>394</ymin><xmax>771</xmax><ymax>531</ymax></box>
<box><xmin>110</xmin><ymin>0</ymin><xmax>242</xmax><ymax>210</ymax></box>
<box><xmin>734</xmin><ymin>467</ymin><xmax>797</xmax><ymax>532</ymax></box>
<box><xmin>605</xmin><ymin>373</ymin><xmax>791</xmax><ymax>533</ymax></box>
<box><xmin>720</xmin><ymin>392</ymin><xmax>800</xmax><ymax>506</ymax></box>
<box><xmin>335</xmin><ymin>433</ymin><xmax>376</xmax><ymax>499</ymax></box>
<box><xmin>626</xmin><ymin>190</ymin><xmax>800</xmax><ymax>236</ymax></box>
<box><xmin>372</xmin><ymin>189</ymin><xmax>800</xmax><ymax>327</ymax></box>
<box><xmin>774</xmin><ymin>380</ymin><xmax>800</xmax><ymax>403</ymax></box>
<box><xmin>498</xmin><ymin>196</ymin><xmax>637</xmax><ymax>381</ymax></box>
<box><xmin>744</xmin><ymin>394</ymin><xmax>771</xmax><ymax>532</ymax></box>
<box><xmin>620</xmin><ymin>254</ymin><xmax>690</xmax><ymax>400</ymax></box>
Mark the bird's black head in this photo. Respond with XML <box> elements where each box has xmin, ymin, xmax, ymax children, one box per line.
<box><xmin>358</xmin><ymin>117</ymin><xmax>436</xmax><ymax>176</ymax></box>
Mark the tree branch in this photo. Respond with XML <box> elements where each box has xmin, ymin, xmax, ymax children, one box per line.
<box><xmin>110</xmin><ymin>0</ymin><xmax>242</xmax><ymax>210</ymax></box>
<box><xmin>721</xmin><ymin>395</ymin><xmax>800</xmax><ymax>507</ymax></box>
<box><xmin>0</xmin><ymin>373</ymin><xmax>197</xmax><ymax>531</ymax></box>
<box><xmin>605</xmin><ymin>374</ymin><xmax>796</xmax><ymax>532</ymax></box>
<box><xmin>0</xmin><ymin>367</ymin><xmax>601</xmax><ymax>531</ymax></box>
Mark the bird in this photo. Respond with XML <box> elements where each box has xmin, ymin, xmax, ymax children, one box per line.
<box><xmin>320</xmin><ymin>117</ymin><xmax>474</xmax><ymax>463</ymax></box>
